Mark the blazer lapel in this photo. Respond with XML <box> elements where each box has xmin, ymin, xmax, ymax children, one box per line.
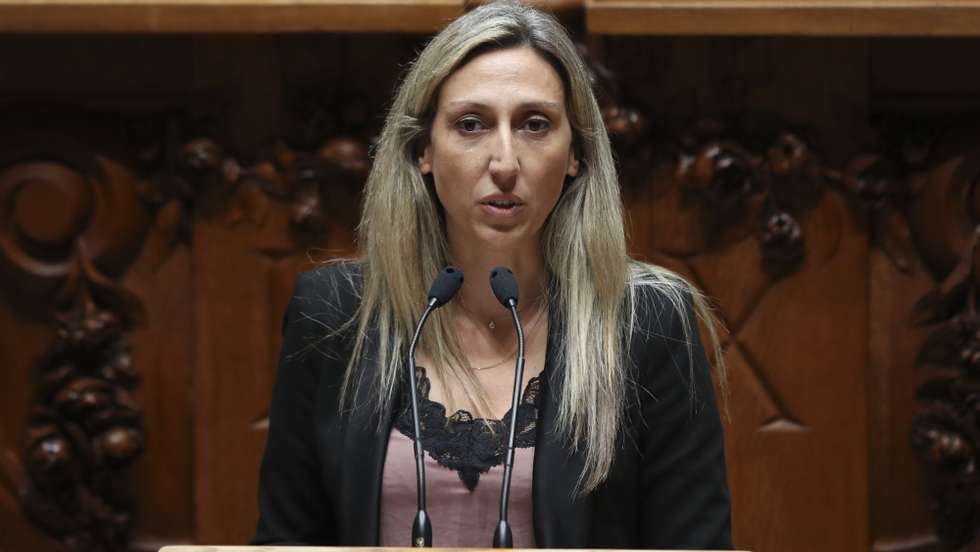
<box><xmin>532</xmin><ymin>310</ymin><xmax>593</xmax><ymax>546</ymax></box>
<box><xmin>337</xmin><ymin>329</ymin><xmax>393</xmax><ymax>545</ymax></box>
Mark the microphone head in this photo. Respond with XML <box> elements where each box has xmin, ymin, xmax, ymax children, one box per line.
<box><xmin>428</xmin><ymin>266</ymin><xmax>464</xmax><ymax>307</ymax></box>
<box><xmin>489</xmin><ymin>266</ymin><xmax>519</xmax><ymax>307</ymax></box>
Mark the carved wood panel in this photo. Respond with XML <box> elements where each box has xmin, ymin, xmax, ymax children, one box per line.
<box><xmin>597</xmin><ymin>36</ymin><xmax>873</xmax><ymax>551</ymax></box>
<box><xmin>0</xmin><ymin>32</ymin><xmax>418</xmax><ymax>551</ymax></box>
<box><xmin>0</xmin><ymin>130</ymin><xmax>155</xmax><ymax>552</ymax></box>
<box><xmin>613</xmin><ymin>121</ymin><xmax>871</xmax><ymax>552</ymax></box>
<box><xmin>186</xmin><ymin>136</ymin><xmax>367</xmax><ymax>544</ymax></box>
<box><xmin>1</xmin><ymin>29</ymin><xmax>977</xmax><ymax>552</ymax></box>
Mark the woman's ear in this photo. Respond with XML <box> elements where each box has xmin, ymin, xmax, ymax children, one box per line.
<box><xmin>566</xmin><ymin>149</ymin><xmax>580</xmax><ymax>178</ymax></box>
<box><xmin>418</xmin><ymin>143</ymin><xmax>433</xmax><ymax>175</ymax></box>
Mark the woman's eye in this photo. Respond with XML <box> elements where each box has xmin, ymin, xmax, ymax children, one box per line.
<box><xmin>524</xmin><ymin>118</ymin><xmax>550</xmax><ymax>133</ymax></box>
<box><xmin>456</xmin><ymin>118</ymin><xmax>484</xmax><ymax>133</ymax></box>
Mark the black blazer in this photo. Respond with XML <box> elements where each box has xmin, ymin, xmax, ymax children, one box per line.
<box><xmin>254</xmin><ymin>263</ymin><xmax>732</xmax><ymax>549</ymax></box>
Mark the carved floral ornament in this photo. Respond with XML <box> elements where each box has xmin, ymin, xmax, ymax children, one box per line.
<box><xmin>597</xmin><ymin>88</ymin><xmax>980</xmax><ymax>546</ymax></box>
<box><xmin>165</xmin><ymin>135</ymin><xmax>370</xmax><ymax>241</ymax></box>
<box><xmin>0</xmin><ymin>144</ymin><xmax>149</xmax><ymax>552</ymax></box>
<box><xmin>677</xmin><ymin>124</ymin><xmax>980</xmax><ymax>548</ymax></box>
<box><xmin>0</xmin><ymin>128</ymin><xmax>371</xmax><ymax>551</ymax></box>
<box><xmin>911</xmin><ymin>226</ymin><xmax>980</xmax><ymax>546</ymax></box>
<box><xmin>603</xmin><ymin>111</ymin><xmax>909</xmax><ymax>276</ymax></box>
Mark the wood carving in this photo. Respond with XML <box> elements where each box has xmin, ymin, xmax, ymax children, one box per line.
<box><xmin>170</xmin><ymin>135</ymin><xmax>369</xmax><ymax>247</ymax></box>
<box><xmin>592</xmin><ymin>57</ymin><xmax>980</xmax><ymax>545</ymax></box>
<box><xmin>583</xmin><ymin>42</ymin><xmax>980</xmax><ymax>547</ymax></box>
<box><xmin>0</xmin><ymin>142</ymin><xmax>152</xmax><ymax>552</ymax></box>
<box><xmin>674</xmin><ymin>123</ymin><xmax>820</xmax><ymax>277</ymax></box>
<box><xmin>906</xmin><ymin>146</ymin><xmax>980</xmax><ymax>549</ymax></box>
<box><xmin>597</xmin><ymin>111</ymin><xmax>824</xmax><ymax>431</ymax></box>
<box><xmin>0</xmin><ymin>118</ymin><xmax>369</xmax><ymax>549</ymax></box>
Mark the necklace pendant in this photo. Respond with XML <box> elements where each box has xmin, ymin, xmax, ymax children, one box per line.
<box><xmin>488</xmin><ymin>320</ymin><xmax>495</xmax><ymax>330</ymax></box>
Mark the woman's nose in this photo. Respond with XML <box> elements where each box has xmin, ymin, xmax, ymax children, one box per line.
<box><xmin>488</xmin><ymin>129</ymin><xmax>519</xmax><ymax>188</ymax></box>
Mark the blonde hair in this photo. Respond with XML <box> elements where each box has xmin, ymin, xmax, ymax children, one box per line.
<box><xmin>344</xmin><ymin>0</ymin><xmax>726</xmax><ymax>493</ymax></box>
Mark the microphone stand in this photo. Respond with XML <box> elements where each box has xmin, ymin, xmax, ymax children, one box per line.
<box><xmin>407</xmin><ymin>299</ymin><xmax>436</xmax><ymax>547</ymax></box>
<box><xmin>406</xmin><ymin>265</ymin><xmax>463</xmax><ymax>547</ymax></box>
<box><xmin>405</xmin><ymin>266</ymin><xmax>463</xmax><ymax>547</ymax></box>
<box><xmin>493</xmin><ymin>297</ymin><xmax>525</xmax><ymax>548</ymax></box>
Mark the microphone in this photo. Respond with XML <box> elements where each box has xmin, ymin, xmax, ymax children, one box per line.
<box><xmin>408</xmin><ymin>266</ymin><xmax>464</xmax><ymax>547</ymax></box>
<box><xmin>490</xmin><ymin>267</ymin><xmax>519</xmax><ymax>308</ymax></box>
<box><xmin>488</xmin><ymin>266</ymin><xmax>523</xmax><ymax>548</ymax></box>
<box><xmin>428</xmin><ymin>266</ymin><xmax>465</xmax><ymax>308</ymax></box>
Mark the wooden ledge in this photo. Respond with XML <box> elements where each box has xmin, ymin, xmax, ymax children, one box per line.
<box><xmin>4</xmin><ymin>0</ymin><xmax>977</xmax><ymax>35</ymax></box>
<box><xmin>0</xmin><ymin>0</ymin><xmax>463</xmax><ymax>33</ymax></box>
<box><xmin>586</xmin><ymin>0</ymin><xmax>980</xmax><ymax>36</ymax></box>
<box><xmin>160</xmin><ymin>545</ymin><xmax>746</xmax><ymax>552</ymax></box>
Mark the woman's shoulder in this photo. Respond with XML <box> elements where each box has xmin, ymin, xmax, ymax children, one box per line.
<box><xmin>285</xmin><ymin>259</ymin><xmax>363</xmax><ymax>335</ymax></box>
<box><xmin>626</xmin><ymin>261</ymin><xmax>698</xmax><ymax>341</ymax></box>
<box><xmin>624</xmin><ymin>260</ymin><xmax>726</xmax><ymax>413</ymax></box>
<box><xmin>293</xmin><ymin>259</ymin><xmax>362</xmax><ymax>298</ymax></box>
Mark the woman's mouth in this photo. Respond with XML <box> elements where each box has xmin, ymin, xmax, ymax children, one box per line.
<box><xmin>480</xmin><ymin>197</ymin><xmax>524</xmax><ymax>217</ymax></box>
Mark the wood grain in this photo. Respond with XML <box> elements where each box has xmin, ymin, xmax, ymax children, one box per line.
<box><xmin>586</xmin><ymin>1</ymin><xmax>980</xmax><ymax>35</ymax></box>
<box><xmin>0</xmin><ymin>0</ymin><xmax>462</xmax><ymax>33</ymax></box>
<box><xmin>7</xmin><ymin>0</ymin><xmax>980</xmax><ymax>35</ymax></box>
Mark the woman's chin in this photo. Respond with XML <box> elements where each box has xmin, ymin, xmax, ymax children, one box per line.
<box><xmin>471</xmin><ymin>224</ymin><xmax>536</xmax><ymax>252</ymax></box>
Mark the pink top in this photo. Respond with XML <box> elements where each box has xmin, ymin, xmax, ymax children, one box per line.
<box><xmin>379</xmin><ymin>429</ymin><xmax>537</xmax><ymax>548</ymax></box>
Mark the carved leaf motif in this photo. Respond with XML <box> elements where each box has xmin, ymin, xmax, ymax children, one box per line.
<box><xmin>911</xmin><ymin>219</ymin><xmax>980</xmax><ymax>549</ymax></box>
<box><xmin>914</xmin><ymin>285</ymin><xmax>971</xmax><ymax>328</ymax></box>
<box><xmin>127</xmin><ymin>199</ymin><xmax>184</xmax><ymax>275</ymax></box>
<box><xmin>905</xmin><ymin>154</ymin><xmax>980</xmax><ymax>279</ymax></box>
<box><xmin>916</xmin><ymin>317</ymin><xmax>980</xmax><ymax>373</ymax></box>
<box><xmin>913</xmin><ymin>231</ymin><xmax>979</xmax><ymax>326</ymax></box>
<box><xmin>872</xmin><ymin>201</ymin><xmax>917</xmax><ymax>274</ymax></box>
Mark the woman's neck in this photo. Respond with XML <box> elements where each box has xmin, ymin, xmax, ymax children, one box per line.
<box><xmin>448</xmin><ymin>237</ymin><xmax>547</xmax><ymax>329</ymax></box>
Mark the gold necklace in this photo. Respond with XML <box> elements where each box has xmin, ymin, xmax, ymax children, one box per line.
<box><xmin>456</xmin><ymin>298</ymin><xmax>547</xmax><ymax>371</ymax></box>
<box><xmin>456</xmin><ymin>295</ymin><xmax>539</xmax><ymax>331</ymax></box>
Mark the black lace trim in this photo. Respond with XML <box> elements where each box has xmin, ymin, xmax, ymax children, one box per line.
<box><xmin>394</xmin><ymin>366</ymin><xmax>541</xmax><ymax>491</ymax></box>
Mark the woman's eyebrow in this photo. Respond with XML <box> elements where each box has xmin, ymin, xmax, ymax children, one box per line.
<box><xmin>445</xmin><ymin>100</ymin><xmax>562</xmax><ymax>111</ymax></box>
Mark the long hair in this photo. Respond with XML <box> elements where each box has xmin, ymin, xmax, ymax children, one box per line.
<box><xmin>345</xmin><ymin>0</ymin><xmax>726</xmax><ymax>493</ymax></box>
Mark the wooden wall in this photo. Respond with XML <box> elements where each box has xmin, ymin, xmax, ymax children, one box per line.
<box><xmin>1</xmin><ymin>6</ymin><xmax>979</xmax><ymax>552</ymax></box>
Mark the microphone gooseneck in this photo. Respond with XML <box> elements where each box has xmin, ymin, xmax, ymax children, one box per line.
<box><xmin>488</xmin><ymin>266</ymin><xmax>523</xmax><ymax>548</ymax></box>
<box><xmin>408</xmin><ymin>266</ymin><xmax>464</xmax><ymax>547</ymax></box>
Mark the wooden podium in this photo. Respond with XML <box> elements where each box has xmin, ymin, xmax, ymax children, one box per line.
<box><xmin>160</xmin><ymin>545</ymin><xmax>747</xmax><ymax>552</ymax></box>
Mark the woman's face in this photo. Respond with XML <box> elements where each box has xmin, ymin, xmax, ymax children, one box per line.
<box><xmin>419</xmin><ymin>47</ymin><xmax>579</xmax><ymax>253</ymax></box>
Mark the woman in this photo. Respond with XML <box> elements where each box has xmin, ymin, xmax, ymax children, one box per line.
<box><xmin>254</xmin><ymin>1</ymin><xmax>732</xmax><ymax>548</ymax></box>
